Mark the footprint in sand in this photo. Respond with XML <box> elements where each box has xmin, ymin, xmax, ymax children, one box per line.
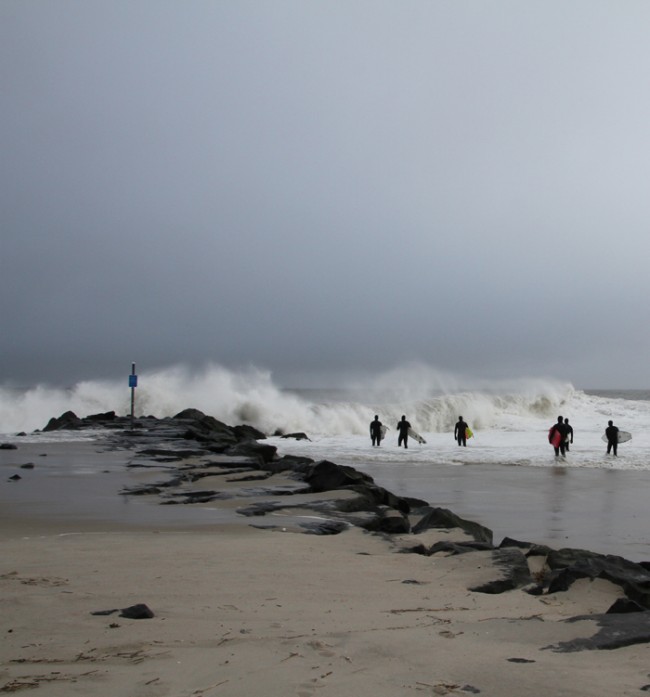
<box><xmin>306</xmin><ymin>640</ymin><xmax>336</xmax><ymax>657</ymax></box>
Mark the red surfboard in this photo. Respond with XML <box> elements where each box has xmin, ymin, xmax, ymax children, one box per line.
<box><xmin>548</xmin><ymin>427</ymin><xmax>562</xmax><ymax>448</ymax></box>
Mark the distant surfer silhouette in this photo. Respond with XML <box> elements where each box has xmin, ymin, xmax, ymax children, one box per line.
<box><xmin>370</xmin><ymin>415</ymin><xmax>383</xmax><ymax>447</ymax></box>
<box><xmin>564</xmin><ymin>418</ymin><xmax>574</xmax><ymax>451</ymax></box>
<box><xmin>549</xmin><ymin>416</ymin><xmax>569</xmax><ymax>457</ymax></box>
<box><xmin>454</xmin><ymin>416</ymin><xmax>468</xmax><ymax>447</ymax></box>
<box><xmin>605</xmin><ymin>420</ymin><xmax>619</xmax><ymax>456</ymax></box>
<box><xmin>397</xmin><ymin>415</ymin><xmax>411</xmax><ymax>448</ymax></box>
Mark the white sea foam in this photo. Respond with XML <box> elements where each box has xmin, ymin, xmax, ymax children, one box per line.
<box><xmin>0</xmin><ymin>362</ymin><xmax>570</xmax><ymax>434</ymax></box>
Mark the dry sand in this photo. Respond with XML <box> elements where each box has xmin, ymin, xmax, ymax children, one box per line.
<box><xmin>2</xmin><ymin>519</ymin><xmax>649</xmax><ymax>697</ymax></box>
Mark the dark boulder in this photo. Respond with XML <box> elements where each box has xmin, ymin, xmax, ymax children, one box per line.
<box><xmin>469</xmin><ymin>547</ymin><xmax>533</xmax><ymax>594</ymax></box>
<box><xmin>183</xmin><ymin>415</ymin><xmax>238</xmax><ymax>449</ymax></box>
<box><xmin>402</xmin><ymin>496</ymin><xmax>431</xmax><ymax>510</ymax></box>
<box><xmin>546</xmin><ymin>547</ymin><xmax>650</xmax><ymax>608</ymax></box>
<box><xmin>304</xmin><ymin>460</ymin><xmax>374</xmax><ymax>492</ymax></box>
<box><xmin>0</xmin><ymin>443</ymin><xmax>18</xmax><ymax>450</ymax></box>
<box><xmin>195</xmin><ymin>415</ymin><xmax>238</xmax><ymax>438</ymax></box>
<box><xmin>226</xmin><ymin>440</ymin><xmax>277</xmax><ymax>464</ymax></box>
<box><xmin>303</xmin><ymin>461</ymin><xmax>412</xmax><ymax>517</ymax></box>
<box><xmin>43</xmin><ymin>411</ymin><xmax>82</xmax><ymax>431</ymax></box>
<box><xmin>606</xmin><ymin>598</ymin><xmax>647</xmax><ymax>614</ymax></box>
<box><xmin>412</xmin><ymin>507</ymin><xmax>494</xmax><ymax>545</ymax></box>
<box><xmin>377</xmin><ymin>507</ymin><xmax>410</xmax><ymax>534</ymax></box>
<box><xmin>343</xmin><ymin>484</ymin><xmax>411</xmax><ymax>515</ymax></box>
<box><xmin>119</xmin><ymin>603</ymin><xmax>154</xmax><ymax>619</ymax></box>
<box><xmin>281</xmin><ymin>432</ymin><xmax>311</xmax><ymax>441</ymax></box>
<box><xmin>91</xmin><ymin>602</ymin><xmax>156</xmax><ymax>618</ymax></box>
<box><xmin>85</xmin><ymin>411</ymin><xmax>117</xmax><ymax>422</ymax></box>
<box><xmin>500</xmin><ymin>537</ymin><xmax>537</xmax><ymax>550</ymax></box>
<box><xmin>174</xmin><ymin>408</ymin><xmax>207</xmax><ymax>420</ymax></box>
<box><xmin>264</xmin><ymin>455</ymin><xmax>314</xmax><ymax>475</ymax></box>
<box><xmin>423</xmin><ymin>540</ymin><xmax>495</xmax><ymax>556</ymax></box>
<box><xmin>547</xmin><ymin>566</ymin><xmax>590</xmax><ymax>594</ymax></box>
<box><xmin>547</xmin><ymin>612</ymin><xmax>650</xmax><ymax>652</ymax></box>
<box><xmin>233</xmin><ymin>424</ymin><xmax>267</xmax><ymax>441</ymax></box>
<box><xmin>299</xmin><ymin>520</ymin><xmax>349</xmax><ymax>535</ymax></box>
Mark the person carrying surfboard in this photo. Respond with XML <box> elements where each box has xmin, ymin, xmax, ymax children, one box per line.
<box><xmin>564</xmin><ymin>418</ymin><xmax>574</xmax><ymax>451</ymax></box>
<box><xmin>605</xmin><ymin>420</ymin><xmax>619</xmax><ymax>456</ymax></box>
<box><xmin>548</xmin><ymin>416</ymin><xmax>569</xmax><ymax>457</ymax></box>
<box><xmin>397</xmin><ymin>415</ymin><xmax>411</xmax><ymax>449</ymax></box>
<box><xmin>454</xmin><ymin>416</ymin><xmax>469</xmax><ymax>447</ymax></box>
<box><xmin>370</xmin><ymin>415</ymin><xmax>383</xmax><ymax>447</ymax></box>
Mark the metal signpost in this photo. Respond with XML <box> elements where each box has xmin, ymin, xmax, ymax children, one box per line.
<box><xmin>129</xmin><ymin>362</ymin><xmax>138</xmax><ymax>423</ymax></box>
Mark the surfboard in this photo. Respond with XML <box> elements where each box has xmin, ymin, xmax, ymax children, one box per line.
<box><xmin>380</xmin><ymin>425</ymin><xmax>388</xmax><ymax>441</ymax></box>
<box><xmin>601</xmin><ymin>431</ymin><xmax>632</xmax><ymax>444</ymax></box>
<box><xmin>408</xmin><ymin>427</ymin><xmax>426</xmax><ymax>444</ymax></box>
<box><xmin>548</xmin><ymin>427</ymin><xmax>562</xmax><ymax>448</ymax></box>
<box><xmin>466</xmin><ymin>427</ymin><xmax>473</xmax><ymax>439</ymax></box>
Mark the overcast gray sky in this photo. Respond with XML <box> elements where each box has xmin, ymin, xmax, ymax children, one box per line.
<box><xmin>2</xmin><ymin>1</ymin><xmax>650</xmax><ymax>389</ymax></box>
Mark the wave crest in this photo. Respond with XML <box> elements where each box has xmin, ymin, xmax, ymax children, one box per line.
<box><xmin>0</xmin><ymin>362</ymin><xmax>577</xmax><ymax>436</ymax></box>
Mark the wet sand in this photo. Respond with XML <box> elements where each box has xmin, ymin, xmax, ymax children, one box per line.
<box><xmin>0</xmin><ymin>440</ymin><xmax>240</xmax><ymax>532</ymax></box>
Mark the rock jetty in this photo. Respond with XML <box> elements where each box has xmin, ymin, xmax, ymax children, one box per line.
<box><xmin>39</xmin><ymin>408</ymin><xmax>650</xmax><ymax>650</ymax></box>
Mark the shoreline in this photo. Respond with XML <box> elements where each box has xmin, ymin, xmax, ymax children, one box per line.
<box><xmin>3</xmin><ymin>411</ymin><xmax>650</xmax><ymax>695</ymax></box>
<box><xmin>4</xmin><ymin>429</ymin><xmax>650</xmax><ymax>561</ymax></box>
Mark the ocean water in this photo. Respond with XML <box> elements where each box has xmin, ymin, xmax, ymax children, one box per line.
<box><xmin>0</xmin><ymin>364</ymin><xmax>645</xmax><ymax>447</ymax></box>
<box><xmin>3</xmin><ymin>364</ymin><xmax>645</xmax><ymax>469</ymax></box>
<box><xmin>1</xmin><ymin>364</ymin><xmax>649</xmax><ymax>559</ymax></box>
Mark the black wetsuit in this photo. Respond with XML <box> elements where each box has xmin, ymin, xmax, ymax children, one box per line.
<box><xmin>397</xmin><ymin>419</ymin><xmax>411</xmax><ymax>448</ymax></box>
<box><xmin>550</xmin><ymin>421</ymin><xmax>569</xmax><ymax>457</ymax></box>
<box><xmin>454</xmin><ymin>419</ymin><xmax>468</xmax><ymax>447</ymax></box>
<box><xmin>605</xmin><ymin>424</ymin><xmax>619</xmax><ymax>455</ymax></box>
<box><xmin>564</xmin><ymin>422</ymin><xmax>574</xmax><ymax>451</ymax></box>
<box><xmin>370</xmin><ymin>419</ymin><xmax>383</xmax><ymax>447</ymax></box>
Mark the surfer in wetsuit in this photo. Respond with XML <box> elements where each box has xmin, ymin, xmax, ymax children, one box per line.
<box><xmin>563</xmin><ymin>418</ymin><xmax>574</xmax><ymax>452</ymax></box>
<box><xmin>549</xmin><ymin>416</ymin><xmax>569</xmax><ymax>457</ymax></box>
<box><xmin>454</xmin><ymin>416</ymin><xmax>469</xmax><ymax>447</ymax></box>
<box><xmin>605</xmin><ymin>420</ymin><xmax>619</xmax><ymax>456</ymax></box>
<box><xmin>370</xmin><ymin>415</ymin><xmax>383</xmax><ymax>447</ymax></box>
<box><xmin>397</xmin><ymin>415</ymin><xmax>411</xmax><ymax>449</ymax></box>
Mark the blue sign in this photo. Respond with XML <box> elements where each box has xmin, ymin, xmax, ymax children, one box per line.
<box><xmin>129</xmin><ymin>375</ymin><xmax>138</xmax><ymax>388</ymax></box>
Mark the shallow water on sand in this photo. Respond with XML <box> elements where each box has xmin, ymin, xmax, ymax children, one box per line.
<box><xmin>368</xmin><ymin>459</ymin><xmax>650</xmax><ymax>562</ymax></box>
<box><xmin>0</xmin><ymin>439</ymin><xmax>236</xmax><ymax>532</ymax></box>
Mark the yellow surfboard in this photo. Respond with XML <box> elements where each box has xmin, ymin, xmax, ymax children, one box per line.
<box><xmin>466</xmin><ymin>427</ymin><xmax>474</xmax><ymax>439</ymax></box>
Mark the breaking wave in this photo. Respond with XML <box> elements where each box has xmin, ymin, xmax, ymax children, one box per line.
<box><xmin>0</xmin><ymin>362</ymin><xmax>582</xmax><ymax>436</ymax></box>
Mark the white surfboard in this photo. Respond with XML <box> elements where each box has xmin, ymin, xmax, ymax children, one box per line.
<box><xmin>380</xmin><ymin>425</ymin><xmax>388</xmax><ymax>440</ymax></box>
<box><xmin>601</xmin><ymin>430</ymin><xmax>632</xmax><ymax>444</ymax></box>
<box><xmin>408</xmin><ymin>427</ymin><xmax>426</xmax><ymax>444</ymax></box>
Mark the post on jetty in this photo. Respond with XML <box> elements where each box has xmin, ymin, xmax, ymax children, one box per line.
<box><xmin>128</xmin><ymin>362</ymin><xmax>138</xmax><ymax>424</ymax></box>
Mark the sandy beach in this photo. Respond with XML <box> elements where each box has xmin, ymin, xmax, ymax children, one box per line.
<box><xmin>3</xmin><ymin>522</ymin><xmax>650</xmax><ymax>696</ymax></box>
<box><xmin>2</xmin><ymin>420</ymin><xmax>650</xmax><ymax>696</ymax></box>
